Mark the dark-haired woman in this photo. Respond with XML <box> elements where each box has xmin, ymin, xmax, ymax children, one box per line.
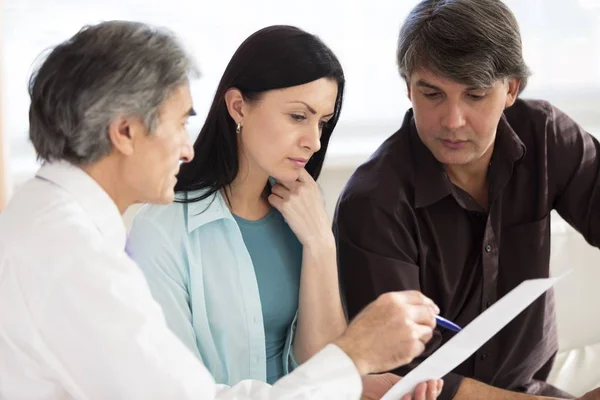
<box><xmin>127</xmin><ymin>25</ymin><xmax>441</xmax><ymax>398</ymax></box>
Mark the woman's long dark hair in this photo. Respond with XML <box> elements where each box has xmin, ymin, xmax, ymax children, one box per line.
<box><xmin>175</xmin><ymin>25</ymin><xmax>345</xmax><ymax>204</ymax></box>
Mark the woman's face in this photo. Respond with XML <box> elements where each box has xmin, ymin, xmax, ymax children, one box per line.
<box><xmin>231</xmin><ymin>77</ymin><xmax>338</xmax><ymax>183</ymax></box>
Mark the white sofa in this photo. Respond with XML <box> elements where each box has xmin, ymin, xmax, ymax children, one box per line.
<box><xmin>548</xmin><ymin>212</ymin><xmax>600</xmax><ymax>396</ymax></box>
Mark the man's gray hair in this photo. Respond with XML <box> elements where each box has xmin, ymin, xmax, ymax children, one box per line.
<box><xmin>397</xmin><ymin>0</ymin><xmax>531</xmax><ymax>92</ymax></box>
<box><xmin>28</xmin><ymin>20</ymin><xmax>198</xmax><ymax>165</ymax></box>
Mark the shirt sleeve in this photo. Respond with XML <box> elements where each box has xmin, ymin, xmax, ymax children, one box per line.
<box><xmin>547</xmin><ymin>103</ymin><xmax>600</xmax><ymax>247</ymax></box>
<box><xmin>32</xmin><ymin>242</ymin><xmax>362</xmax><ymax>400</ymax></box>
<box><xmin>333</xmin><ymin>195</ymin><xmax>463</xmax><ymax>400</ymax></box>
<box><xmin>216</xmin><ymin>345</ymin><xmax>361</xmax><ymax>400</ymax></box>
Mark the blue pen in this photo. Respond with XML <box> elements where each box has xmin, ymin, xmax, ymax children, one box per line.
<box><xmin>435</xmin><ymin>315</ymin><xmax>462</xmax><ymax>332</ymax></box>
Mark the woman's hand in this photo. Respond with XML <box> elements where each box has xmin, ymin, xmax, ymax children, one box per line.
<box><xmin>268</xmin><ymin>168</ymin><xmax>334</xmax><ymax>251</ymax></box>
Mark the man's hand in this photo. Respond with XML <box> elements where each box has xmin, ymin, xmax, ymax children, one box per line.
<box><xmin>361</xmin><ymin>373</ymin><xmax>443</xmax><ymax>400</ymax></box>
<box><xmin>577</xmin><ymin>388</ymin><xmax>600</xmax><ymax>400</ymax></box>
<box><xmin>361</xmin><ymin>373</ymin><xmax>401</xmax><ymax>400</ymax></box>
<box><xmin>335</xmin><ymin>291</ymin><xmax>438</xmax><ymax>375</ymax></box>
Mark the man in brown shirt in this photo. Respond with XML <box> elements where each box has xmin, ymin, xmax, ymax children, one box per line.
<box><xmin>333</xmin><ymin>1</ymin><xmax>600</xmax><ymax>399</ymax></box>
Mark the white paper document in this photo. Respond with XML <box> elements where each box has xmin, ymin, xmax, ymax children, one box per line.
<box><xmin>382</xmin><ymin>275</ymin><xmax>566</xmax><ymax>399</ymax></box>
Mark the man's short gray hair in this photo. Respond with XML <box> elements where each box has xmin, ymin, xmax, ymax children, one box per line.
<box><xmin>397</xmin><ymin>0</ymin><xmax>531</xmax><ymax>92</ymax></box>
<box><xmin>28</xmin><ymin>20</ymin><xmax>198</xmax><ymax>165</ymax></box>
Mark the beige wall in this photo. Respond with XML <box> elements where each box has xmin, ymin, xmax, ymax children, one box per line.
<box><xmin>0</xmin><ymin>101</ymin><xmax>6</xmax><ymax>212</ymax></box>
<box><xmin>0</xmin><ymin>2</ymin><xmax>7</xmax><ymax>213</ymax></box>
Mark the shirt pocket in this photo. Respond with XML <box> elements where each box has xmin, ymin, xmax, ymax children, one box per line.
<box><xmin>500</xmin><ymin>215</ymin><xmax>551</xmax><ymax>281</ymax></box>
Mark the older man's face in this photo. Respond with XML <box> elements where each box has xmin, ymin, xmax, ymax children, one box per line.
<box><xmin>126</xmin><ymin>83</ymin><xmax>195</xmax><ymax>204</ymax></box>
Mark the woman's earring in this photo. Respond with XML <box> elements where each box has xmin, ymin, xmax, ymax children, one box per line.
<box><xmin>236</xmin><ymin>122</ymin><xmax>242</xmax><ymax>134</ymax></box>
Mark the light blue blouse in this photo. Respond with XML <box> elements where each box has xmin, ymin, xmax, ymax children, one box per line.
<box><xmin>127</xmin><ymin>191</ymin><xmax>299</xmax><ymax>385</ymax></box>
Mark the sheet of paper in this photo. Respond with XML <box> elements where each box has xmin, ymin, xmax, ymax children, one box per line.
<box><xmin>382</xmin><ymin>274</ymin><xmax>567</xmax><ymax>399</ymax></box>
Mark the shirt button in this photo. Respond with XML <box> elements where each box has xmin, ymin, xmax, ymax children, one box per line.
<box><xmin>486</xmin><ymin>300</ymin><xmax>492</xmax><ymax>308</ymax></box>
<box><xmin>480</xmin><ymin>353</ymin><xmax>489</xmax><ymax>361</ymax></box>
<box><xmin>485</xmin><ymin>244</ymin><xmax>492</xmax><ymax>253</ymax></box>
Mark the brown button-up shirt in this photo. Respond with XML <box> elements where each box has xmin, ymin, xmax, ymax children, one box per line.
<box><xmin>333</xmin><ymin>99</ymin><xmax>600</xmax><ymax>399</ymax></box>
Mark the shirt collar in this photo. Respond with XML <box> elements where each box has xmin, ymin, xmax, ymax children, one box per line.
<box><xmin>35</xmin><ymin>161</ymin><xmax>126</xmax><ymax>251</ymax></box>
<box><xmin>412</xmin><ymin>110</ymin><xmax>526</xmax><ymax>209</ymax></box>
<box><xmin>410</xmin><ymin>110</ymin><xmax>453</xmax><ymax>209</ymax></box>
<box><xmin>487</xmin><ymin>114</ymin><xmax>527</xmax><ymax>201</ymax></box>
<box><xmin>494</xmin><ymin>114</ymin><xmax>527</xmax><ymax>166</ymax></box>
<box><xmin>183</xmin><ymin>190</ymin><xmax>235</xmax><ymax>234</ymax></box>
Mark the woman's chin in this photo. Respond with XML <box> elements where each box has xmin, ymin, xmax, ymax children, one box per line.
<box><xmin>270</xmin><ymin>170</ymin><xmax>301</xmax><ymax>183</ymax></box>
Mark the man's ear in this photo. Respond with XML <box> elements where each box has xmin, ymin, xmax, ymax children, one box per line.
<box><xmin>505</xmin><ymin>78</ymin><xmax>520</xmax><ymax>108</ymax></box>
<box><xmin>108</xmin><ymin>116</ymin><xmax>145</xmax><ymax>156</ymax></box>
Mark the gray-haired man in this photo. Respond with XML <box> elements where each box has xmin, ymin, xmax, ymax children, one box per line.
<box><xmin>0</xmin><ymin>20</ymin><xmax>443</xmax><ymax>399</ymax></box>
<box><xmin>335</xmin><ymin>1</ymin><xmax>600</xmax><ymax>399</ymax></box>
